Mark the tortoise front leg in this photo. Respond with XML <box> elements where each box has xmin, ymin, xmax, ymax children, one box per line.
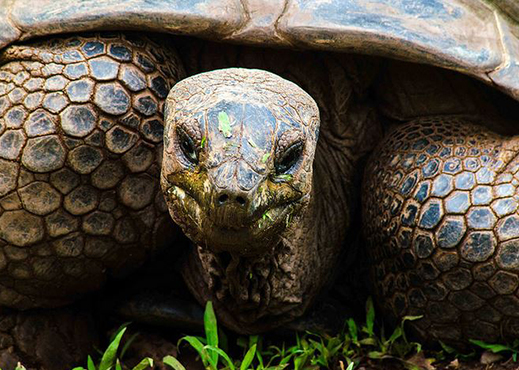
<box><xmin>0</xmin><ymin>32</ymin><xmax>185</xmax><ymax>367</ymax></box>
<box><xmin>363</xmin><ymin>117</ymin><xmax>519</xmax><ymax>345</ymax></box>
<box><xmin>0</xmin><ymin>305</ymin><xmax>97</xmax><ymax>369</ymax></box>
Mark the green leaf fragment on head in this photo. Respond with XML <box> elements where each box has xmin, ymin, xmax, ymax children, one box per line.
<box><xmin>200</xmin><ymin>136</ymin><xmax>206</xmax><ymax>149</ymax></box>
<box><xmin>218</xmin><ymin>112</ymin><xmax>232</xmax><ymax>138</ymax></box>
<box><xmin>285</xmin><ymin>214</ymin><xmax>292</xmax><ymax>227</ymax></box>
<box><xmin>263</xmin><ymin>211</ymin><xmax>273</xmax><ymax>221</ymax></box>
<box><xmin>275</xmin><ymin>174</ymin><xmax>293</xmax><ymax>181</ymax></box>
<box><xmin>262</xmin><ymin>153</ymin><xmax>270</xmax><ymax>163</ymax></box>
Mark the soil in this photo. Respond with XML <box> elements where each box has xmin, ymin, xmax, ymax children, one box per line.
<box><xmin>358</xmin><ymin>359</ymin><xmax>519</xmax><ymax>370</ymax></box>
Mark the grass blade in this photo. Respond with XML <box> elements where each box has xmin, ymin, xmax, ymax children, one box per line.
<box><xmin>99</xmin><ymin>327</ymin><xmax>127</xmax><ymax>370</ymax></box>
<box><xmin>131</xmin><ymin>357</ymin><xmax>153</xmax><ymax>370</ymax></box>
<box><xmin>365</xmin><ymin>298</ymin><xmax>375</xmax><ymax>337</ymax></box>
<box><xmin>469</xmin><ymin>339</ymin><xmax>511</xmax><ymax>353</ymax></box>
<box><xmin>240</xmin><ymin>344</ymin><xmax>257</xmax><ymax>370</ymax></box>
<box><xmin>387</xmin><ymin>326</ymin><xmax>402</xmax><ymax>345</ymax></box>
<box><xmin>278</xmin><ymin>353</ymin><xmax>296</xmax><ymax>366</ymax></box>
<box><xmin>204</xmin><ymin>301</ymin><xmax>219</xmax><ymax>367</ymax></box>
<box><xmin>347</xmin><ymin>319</ymin><xmax>358</xmax><ymax>345</ymax></box>
<box><xmin>87</xmin><ymin>356</ymin><xmax>96</xmax><ymax>370</ymax></box>
<box><xmin>179</xmin><ymin>336</ymin><xmax>206</xmax><ymax>353</ymax></box>
<box><xmin>205</xmin><ymin>346</ymin><xmax>236</xmax><ymax>370</ymax></box>
<box><xmin>163</xmin><ymin>356</ymin><xmax>187</xmax><ymax>370</ymax></box>
<box><xmin>179</xmin><ymin>336</ymin><xmax>210</xmax><ymax>367</ymax></box>
<box><xmin>120</xmin><ymin>332</ymin><xmax>139</xmax><ymax>360</ymax></box>
<box><xmin>108</xmin><ymin>322</ymin><xmax>131</xmax><ymax>343</ymax></box>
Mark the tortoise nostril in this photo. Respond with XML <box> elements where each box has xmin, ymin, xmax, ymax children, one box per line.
<box><xmin>218</xmin><ymin>194</ymin><xmax>229</xmax><ymax>204</ymax></box>
<box><xmin>217</xmin><ymin>193</ymin><xmax>247</xmax><ymax>206</ymax></box>
<box><xmin>236</xmin><ymin>196</ymin><xmax>246</xmax><ymax>206</ymax></box>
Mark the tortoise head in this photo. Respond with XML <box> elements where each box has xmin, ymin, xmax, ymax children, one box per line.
<box><xmin>161</xmin><ymin>68</ymin><xmax>319</xmax><ymax>256</ymax></box>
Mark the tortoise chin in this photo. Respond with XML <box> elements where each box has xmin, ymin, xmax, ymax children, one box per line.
<box><xmin>202</xmin><ymin>199</ymin><xmax>304</xmax><ymax>255</ymax></box>
<box><xmin>164</xmin><ymin>180</ymin><xmax>305</xmax><ymax>256</ymax></box>
<box><xmin>202</xmin><ymin>225</ymin><xmax>279</xmax><ymax>255</ymax></box>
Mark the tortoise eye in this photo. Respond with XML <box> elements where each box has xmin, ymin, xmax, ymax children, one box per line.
<box><xmin>177</xmin><ymin>128</ymin><xmax>198</xmax><ymax>165</ymax></box>
<box><xmin>275</xmin><ymin>142</ymin><xmax>303</xmax><ymax>174</ymax></box>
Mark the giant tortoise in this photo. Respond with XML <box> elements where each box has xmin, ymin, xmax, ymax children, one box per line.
<box><xmin>1</xmin><ymin>0</ymin><xmax>519</xmax><ymax>368</ymax></box>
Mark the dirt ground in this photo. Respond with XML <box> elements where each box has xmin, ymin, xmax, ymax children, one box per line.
<box><xmin>358</xmin><ymin>359</ymin><xmax>519</xmax><ymax>370</ymax></box>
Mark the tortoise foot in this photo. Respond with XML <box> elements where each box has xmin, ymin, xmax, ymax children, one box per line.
<box><xmin>364</xmin><ymin>117</ymin><xmax>519</xmax><ymax>345</ymax></box>
<box><xmin>112</xmin><ymin>290</ymin><xmax>204</xmax><ymax>332</ymax></box>
<box><xmin>0</xmin><ymin>304</ymin><xmax>98</xmax><ymax>370</ymax></box>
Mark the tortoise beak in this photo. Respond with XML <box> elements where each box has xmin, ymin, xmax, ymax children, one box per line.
<box><xmin>201</xmin><ymin>161</ymin><xmax>277</xmax><ymax>254</ymax></box>
<box><xmin>212</xmin><ymin>187</ymin><xmax>252</xmax><ymax>229</ymax></box>
<box><xmin>207</xmin><ymin>160</ymin><xmax>262</xmax><ymax>228</ymax></box>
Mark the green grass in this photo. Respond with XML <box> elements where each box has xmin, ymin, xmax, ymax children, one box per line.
<box><xmin>67</xmin><ymin>298</ymin><xmax>427</xmax><ymax>370</ymax></box>
<box><xmin>469</xmin><ymin>339</ymin><xmax>519</xmax><ymax>362</ymax></box>
<box><xmin>71</xmin><ymin>325</ymin><xmax>153</xmax><ymax>370</ymax></box>
<box><xmin>9</xmin><ymin>298</ymin><xmax>518</xmax><ymax>370</ymax></box>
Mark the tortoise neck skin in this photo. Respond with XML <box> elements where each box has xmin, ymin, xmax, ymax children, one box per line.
<box><xmin>161</xmin><ymin>68</ymin><xmax>327</xmax><ymax>332</ymax></box>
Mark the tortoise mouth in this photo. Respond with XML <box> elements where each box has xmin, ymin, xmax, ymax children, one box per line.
<box><xmin>165</xmin><ymin>183</ymin><xmax>303</xmax><ymax>255</ymax></box>
<box><xmin>202</xmin><ymin>201</ymin><xmax>299</xmax><ymax>254</ymax></box>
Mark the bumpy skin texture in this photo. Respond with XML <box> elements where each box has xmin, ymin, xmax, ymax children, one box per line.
<box><xmin>162</xmin><ymin>42</ymin><xmax>380</xmax><ymax>333</ymax></box>
<box><xmin>0</xmin><ymin>33</ymin><xmax>182</xmax><ymax>311</ymax></box>
<box><xmin>0</xmin><ymin>306</ymin><xmax>98</xmax><ymax>369</ymax></box>
<box><xmin>364</xmin><ymin>117</ymin><xmax>519</xmax><ymax>344</ymax></box>
<box><xmin>0</xmin><ymin>33</ymin><xmax>186</xmax><ymax>369</ymax></box>
<box><xmin>163</xmin><ymin>68</ymin><xmax>321</xmax><ymax>332</ymax></box>
<box><xmin>0</xmin><ymin>32</ymin><xmax>380</xmax><ymax>364</ymax></box>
